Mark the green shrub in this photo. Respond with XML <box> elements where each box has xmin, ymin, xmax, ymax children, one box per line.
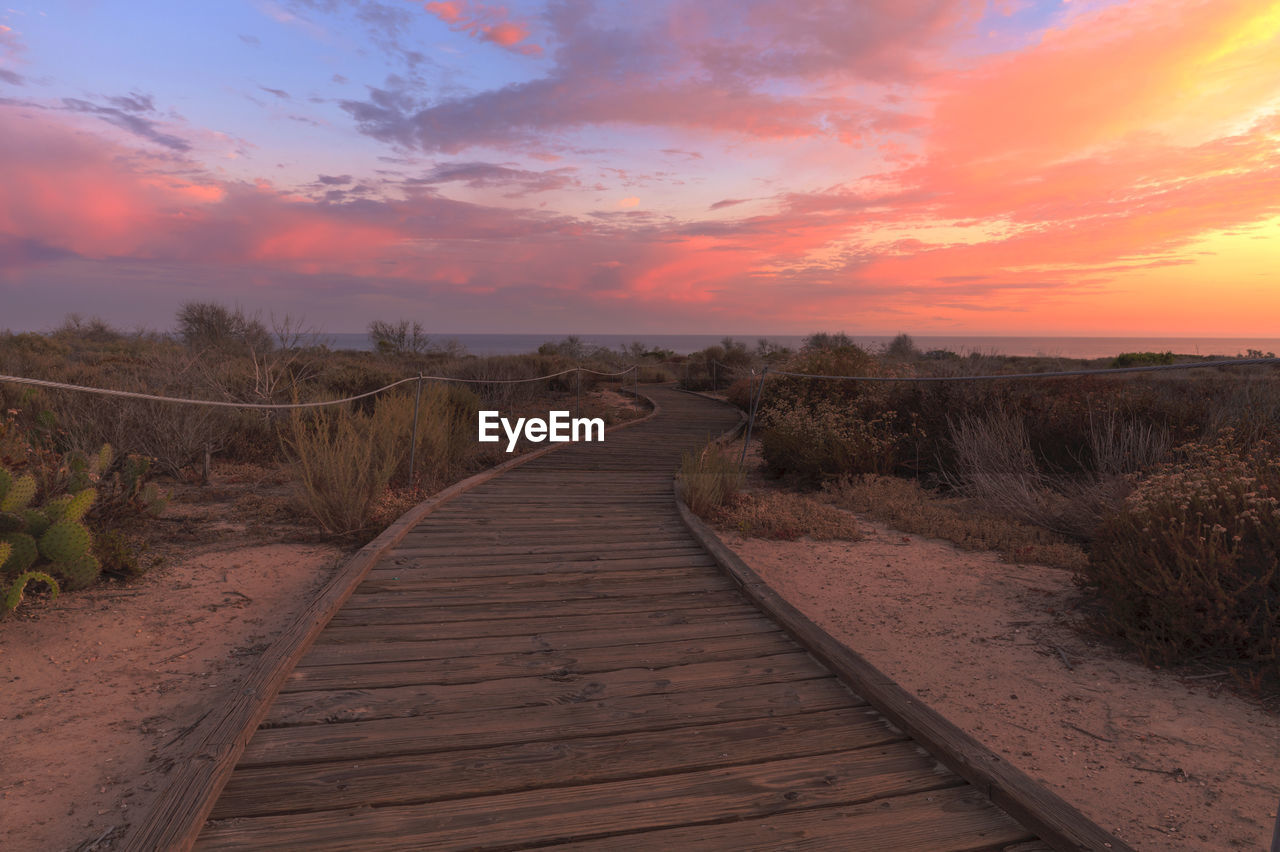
<box><xmin>1112</xmin><ymin>351</ymin><xmax>1175</xmax><ymax>368</ymax></box>
<box><xmin>1083</xmin><ymin>432</ymin><xmax>1280</xmax><ymax>678</ymax></box>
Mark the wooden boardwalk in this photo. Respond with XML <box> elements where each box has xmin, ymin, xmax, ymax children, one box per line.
<box><xmin>179</xmin><ymin>386</ymin><xmax>1081</xmax><ymax>850</ymax></box>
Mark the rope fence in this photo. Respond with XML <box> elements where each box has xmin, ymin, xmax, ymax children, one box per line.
<box><xmin>0</xmin><ymin>364</ymin><xmax>642</xmax><ymax>483</ymax></box>
<box><xmin>0</xmin><ymin>366</ymin><xmax>638</xmax><ymax>410</ymax></box>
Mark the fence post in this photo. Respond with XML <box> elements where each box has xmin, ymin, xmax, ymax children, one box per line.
<box><xmin>739</xmin><ymin>366</ymin><xmax>768</xmax><ymax>466</ymax></box>
<box><xmin>408</xmin><ymin>374</ymin><xmax>423</xmax><ymax>486</ymax></box>
<box><xmin>712</xmin><ymin>360</ymin><xmax>717</xmax><ymax>392</ymax></box>
<box><xmin>634</xmin><ymin>364</ymin><xmax>639</xmax><ymax>405</ymax></box>
<box><xmin>575</xmin><ymin>367</ymin><xmax>581</xmax><ymax>419</ymax></box>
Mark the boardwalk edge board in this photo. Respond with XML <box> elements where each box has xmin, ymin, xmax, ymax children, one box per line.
<box><xmin>123</xmin><ymin>387</ymin><xmax>660</xmax><ymax>852</ymax></box>
<box><xmin>676</xmin><ymin>492</ymin><xmax>1132</xmax><ymax>852</ymax></box>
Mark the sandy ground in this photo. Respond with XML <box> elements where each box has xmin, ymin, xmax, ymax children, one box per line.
<box><xmin>723</xmin><ymin>518</ymin><xmax>1280</xmax><ymax>851</ymax></box>
<box><xmin>0</xmin><ymin>471</ymin><xmax>348</xmax><ymax>852</ymax></box>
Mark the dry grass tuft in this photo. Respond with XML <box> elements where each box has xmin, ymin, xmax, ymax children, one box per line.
<box><xmin>716</xmin><ymin>491</ymin><xmax>862</xmax><ymax>541</ymax></box>
<box><xmin>824</xmin><ymin>474</ymin><xmax>1086</xmax><ymax>572</ymax></box>
<box><xmin>678</xmin><ymin>443</ymin><xmax>744</xmax><ymax>517</ymax></box>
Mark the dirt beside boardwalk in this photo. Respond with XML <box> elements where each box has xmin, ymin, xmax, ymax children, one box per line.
<box><xmin>0</xmin><ymin>465</ymin><xmax>349</xmax><ymax>852</ymax></box>
<box><xmin>724</xmin><ymin>518</ymin><xmax>1280</xmax><ymax>851</ymax></box>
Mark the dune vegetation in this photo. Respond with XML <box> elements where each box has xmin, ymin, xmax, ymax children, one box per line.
<box><xmin>0</xmin><ymin>304</ymin><xmax>668</xmax><ymax>614</ymax></box>
<box><xmin>680</xmin><ymin>332</ymin><xmax>1280</xmax><ymax>693</ymax></box>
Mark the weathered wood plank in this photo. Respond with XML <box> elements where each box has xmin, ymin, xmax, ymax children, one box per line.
<box><xmin>282</xmin><ymin>631</ymin><xmax>806</xmax><ymax>692</ymax></box>
<box><xmin>546</xmin><ymin>786</ymin><xmax>1036</xmax><ymax>852</ymax></box>
<box><xmin>266</xmin><ymin>652</ymin><xmax>822</xmax><ymax>726</ymax></box>
<box><xmin>341</xmin><ymin>577</ymin><xmax>738</xmax><ymax>607</ymax></box>
<box><xmin>214</xmin><ymin>708</ymin><xmax>899</xmax><ymax>819</ymax></box>
<box><xmin>369</xmin><ymin>552</ymin><xmax>723</xmax><ymax>578</ymax></box>
<box><xmin>370</xmin><ymin>547</ymin><xmax>711</xmax><ymax>569</ymax></box>
<box><xmin>239</xmin><ymin>678</ymin><xmax>859</xmax><ymax>767</ymax></box>
<box><xmin>324</xmin><ymin>590</ymin><xmax>751</xmax><ymax>625</ymax></box>
<box><xmin>298</xmin><ymin>615</ymin><xmax>780</xmax><ymax>667</ymax></box>
<box><xmin>355</xmin><ymin>564</ymin><xmax>719</xmax><ymax>594</ymax></box>
<box><xmin>199</xmin><ymin>744</ymin><xmax>960</xmax><ymax>850</ymax></box>
<box><xmin>385</xmin><ymin>540</ymin><xmax>702</xmax><ymax>559</ymax></box>
<box><xmin>317</xmin><ymin>603</ymin><xmax>761</xmax><ymax>643</ymax></box>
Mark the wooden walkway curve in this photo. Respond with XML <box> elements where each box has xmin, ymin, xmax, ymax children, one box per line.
<box><xmin>173</xmin><ymin>386</ymin><xmax>1094</xmax><ymax>850</ymax></box>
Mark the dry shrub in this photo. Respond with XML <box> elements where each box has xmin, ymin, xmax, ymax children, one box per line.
<box><xmin>283</xmin><ymin>404</ymin><xmax>402</xmax><ymax>538</ymax></box>
<box><xmin>760</xmin><ymin>399</ymin><xmax>910</xmax><ymax>483</ymax></box>
<box><xmin>1083</xmin><ymin>432</ymin><xmax>1280</xmax><ymax>679</ymax></box>
<box><xmin>679</xmin><ymin>444</ymin><xmax>744</xmax><ymax>517</ymax></box>
<box><xmin>725</xmin><ymin>378</ymin><xmax>755</xmax><ymax>410</ymax></box>
<box><xmin>946</xmin><ymin>409</ymin><xmax>1124</xmax><ymax>541</ymax></box>
<box><xmin>283</xmin><ymin>384</ymin><xmax>481</xmax><ymax>538</ymax></box>
<box><xmin>716</xmin><ymin>491</ymin><xmax>862</xmax><ymax>541</ymax></box>
<box><xmin>824</xmin><ymin>474</ymin><xmax>1086</xmax><ymax>572</ymax></box>
<box><xmin>637</xmin><ymin>365</ymin><xmax>673</xmax><ymax>384</ymax></box>
<box><xmin>378</xmin><ymin>383</ymin><xmax>480</xmax><ymax>488</ymax></box>
<box><xmin>1087</xmin><ymin>409</ymin><xmax>1172</xmax><ymax>476</ymax></box>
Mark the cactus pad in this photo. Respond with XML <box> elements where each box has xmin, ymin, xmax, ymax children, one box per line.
<box><xmin>0</xmin><ymin>512</ymin><xmax>24</xmax><ymax>535</ymax></box>
<box><xmin>41</xmin><ymin>495</ymin><xmax>74</xmax><ymax>522</ymax></box>
<box><xmin>63</xmin><ymin>488</ymin><xmax>96</xmax><ymax>523</ymax></box>
<box><xmin>0</xmin><ymin>533</ymin><xmax>38</xmax><ymax>577</ymax></box>
<box><xmin>22</xmin><ymin>509</ymin><xmax>50</xmax><ymax>538</ymax></box>
<box><xmin>0</xmin><ymin>468</ymin><xmax>10</xmax><ymax>502</ymax></box>
<box><xmin>0</xmin><ymin>474</ymin><xmax>36</xmax><ymax>512</ymax></box>
<box><xmin>39</xmin><ymin>520</ymin><xmax>92</xmax><ymax>564</ymax></box>
<box><xmin>96</xmin><ymin>444</ymin><xmax>115</xmax><ymax>474</ymax></box>
<box><xmin>3</xmin><ymin>570</ymin><xmax>60</xmax><ymax>614</ymax></box>
<box><xmin>51</xmin><ymin>552</ymin><xmax>101</xmax><ymax>591</ymax></box>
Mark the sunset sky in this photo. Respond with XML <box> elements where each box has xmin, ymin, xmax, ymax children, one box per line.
<box><xmin>1</xmin><ymin>0</ymin><xmax>1278</xmax><ymax>335</ymax></box>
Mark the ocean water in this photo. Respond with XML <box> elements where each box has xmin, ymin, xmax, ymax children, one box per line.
<box><xmin>316</xmin><ymin>333</ymin><xmax>1280</xmax><ymax>361</ymax></box>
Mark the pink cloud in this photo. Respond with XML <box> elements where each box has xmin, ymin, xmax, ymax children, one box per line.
<box><xmin>423</xmin><ymin>1</ymin><xmax>541</xmax><ymax>56</ymax></box>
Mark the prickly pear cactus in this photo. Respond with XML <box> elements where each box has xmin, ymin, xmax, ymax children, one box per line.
<box><xmin>51</xmin><ymin>552</ymin><xmax>100</xmax><ymax>591</ymax></box>
<box><xmin>0</xmin><ymin>468</ymin><xmax>11</xmax><ymax>503</ymax></box>
<box><xmin>0</xmin><ymin>533</ymin><xmax>38</xmax><ymax>577</ymax></box>
<box><xmin>3</xmin><ymin>570</ymin><xmax>59</xmax><ymax>615</ymax></box>
<box><xmin>38</xmin><ymin>520</ymin><xmax>92</xmax><ymax>564</ymax></box>
<box><xmin>0</xmin><ymin>511</ymin><xmax>24</xmax><ymax>534</ymax></box>
<box><xmin>0</xmin><ymin>473</ymin><xmax>36</xmax><ymax>512</ymax></box>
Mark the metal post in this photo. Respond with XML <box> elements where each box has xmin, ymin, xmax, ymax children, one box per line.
<box><xmin>1271</xmin><ymin>796</ymin><xmax>1280</xmax><ymax>852</ymax></box>
<box><xmin>634</xmin><ymin>364</ymin><xmax>639</xmax><ymax>404</ymax></box>
<box><xmin>408</xmin><ymin>375</ymin><xmax>423</xmax><ymax>485</ymax></box>
<box><xmin>739</xmin><ymin>366</ymin><xmax>767</xmax><ymax>466</ymax></box>
<box><xmin>575</xmin><ymin>367</ymin><xmax>581</xmax><ymax>419</ymax></box>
